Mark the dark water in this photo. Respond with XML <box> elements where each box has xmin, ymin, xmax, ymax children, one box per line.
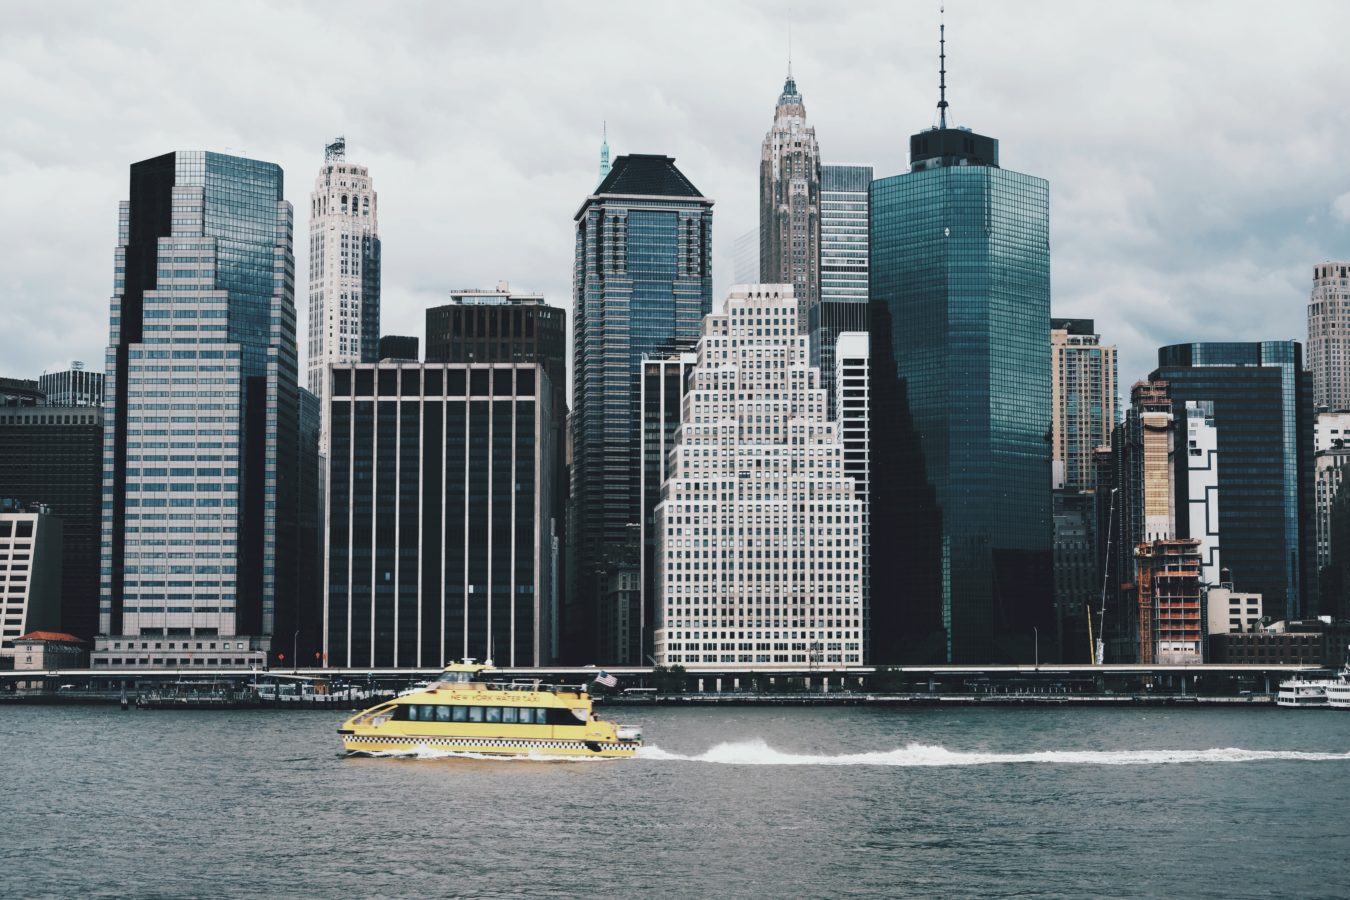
<box><xmin>3</xmin><ymin>705</ymin><xmax>1348</xmax><ymax>899</ymax></box>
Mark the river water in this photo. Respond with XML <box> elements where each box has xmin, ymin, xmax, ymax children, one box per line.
<box><xmin>2</xmin><ymin>705</ymin><xmax>1348</xmax><ymax>898</ymax></box>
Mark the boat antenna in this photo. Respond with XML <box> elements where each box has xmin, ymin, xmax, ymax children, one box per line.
<box><xmin>937</xmin><ymin>6</ymin><xmax>949</xmax><ymax>129</ymax></box>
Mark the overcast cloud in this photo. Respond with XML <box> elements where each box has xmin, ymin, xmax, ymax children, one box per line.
<box><xmin>2</xmin><ymin>0</ymin><xmax>1349</xmax><ymax>388</ymax></box>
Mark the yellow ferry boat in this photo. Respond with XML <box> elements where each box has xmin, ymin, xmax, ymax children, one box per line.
<box><xmin>338</xmin><ymin>662</ymin><xmax>643</xmax><ymax>758</ymax></box>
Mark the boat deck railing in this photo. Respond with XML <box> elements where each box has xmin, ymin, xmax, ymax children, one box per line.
<box><xmin>442</xmin><ymin>679</ymin><xmax>588</xmax><ymax>694</ymax></box>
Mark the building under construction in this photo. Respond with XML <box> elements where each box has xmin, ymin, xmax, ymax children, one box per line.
<box><xmin>1135</xmin><ymin>538</ymin><xmax>1204</xmax><ymax>664</ymax></box>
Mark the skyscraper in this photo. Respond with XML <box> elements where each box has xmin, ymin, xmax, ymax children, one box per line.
<box><xmin>38</xmin><ymin>362</ymin><xmax>104</xmax><ymax>407</ymax></box>
<box><xmin>653</xmin><ymin>286</ymin><xmax>864</xmax><ymax>669</ymax></box>
<box><xmin>1308</xmin><ymin>261</ymin><xmax>1350</xmax><ymax>410</ymax></box>
<box><xmin>306</xmin><ymin>137</ymin><xmax>380</xmax><ymax>450</ymax></box>
<box><xmin>869</xmin><ymin>22</ymin><xmax>1053</xmax><ymax>663</ymax></box>
<box><xmin>570</xmin><ymin>154</ymin><xmax>713</xmax><ymax>662</ymax></box>
<box><xmin>324</xmin><ymin>361</ymin><xmax>557</xmax><ymax>667</ymax></box>
<box><xmin>814</xmin><ymin>165</ymin><xmax>872</xmax><ymax>420</ymax></box>
<box><xmin>637</xmin><ymin>351</ymin><xmax>696</xmax><ymax>665</ymax></box>
<box><xmin>1151</xmin><ymin>341</ymin><xmax>1318</xmax><ymax>620</ymax></box>
<box><xmin>1050</xmin><ymin>319</ymin><xmax>1117</xmax><ymax>491</ymax></box>
<box><xmin>760</xmin><ymin>71</ymin><xmax>820</xmax><ymax>330</ymax></box>
<box><xmin>94</xmin><ymin>151</ymin><xmax>297</xmax><ymax>667</ymax></box>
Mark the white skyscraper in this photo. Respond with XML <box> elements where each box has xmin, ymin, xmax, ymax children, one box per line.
<box><xmin>835</xmin><ymin>332</ymin><xmax>870</xmax><ymax>657</ymax></box>
<box><xmin>653</xmin><ymin>286</ymin><xmax>864</xmax><ymax>670</ymax></box>
<box><xmin>1308</xmin><ymin>261</ymin><xmax>1350</xmax><ymax>411</ymax></box>
<box><xmin>307</xmin><ymin>137</ymin><xmax>380</xmax><ymax>448</ymax></box>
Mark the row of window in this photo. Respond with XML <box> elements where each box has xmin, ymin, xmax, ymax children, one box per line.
<box><xmin>399</xmin><ymin>704</ymin><xmax>578</xmax><ymax>726</ymax></box>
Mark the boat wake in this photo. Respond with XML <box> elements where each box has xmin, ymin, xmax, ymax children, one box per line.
<box><xmin>635</xmin><ymin>739</ymin><xmax>1350</xmax><ymax>767</ymax></box>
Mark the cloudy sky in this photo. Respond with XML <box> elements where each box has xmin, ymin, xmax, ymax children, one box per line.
<box><xmin>3</xmin><ymin>0</ymin><xmax>1349</xmax><ymax>388</ymax></box>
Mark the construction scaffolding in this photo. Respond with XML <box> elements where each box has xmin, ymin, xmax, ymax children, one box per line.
<box><xmin>1135</xmin><ymin>538</ymin><xmax>1204</xmax><ymax>665</ymax></box>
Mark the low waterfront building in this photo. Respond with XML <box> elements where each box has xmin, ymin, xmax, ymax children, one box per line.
<box><xmin>653</xmin><ymin>285</ymin><xmax>864</xmax><ymax>669</ymax></box>
<box><xmin>323</xmin><ymin>362</ymin><xmax>558</xmax><ymax>668</ymax></box>
<box><xmin>1209</xmin><ymin>618</ymin><xmax>1350</xmax><ymax>667</ymax></box>
<box><xmin>9</xmin><ymin>631</ymin><xmax>87</xmax><ymax>670</ymax></box>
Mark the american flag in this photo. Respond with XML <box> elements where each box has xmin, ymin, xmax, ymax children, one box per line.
<box><xmin>595</xmin><ymin>671</ymin><xmax>618</xmax><ymax>688</ymax></box>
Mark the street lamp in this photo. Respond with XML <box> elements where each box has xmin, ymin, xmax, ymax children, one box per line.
<box><xmin>292</xmin><ymin>629</ymin><xmax>299</xmax><ymax>675</ymax></box>
<box><xmin>1033</xmin><ymin>626</ymin><xmax>1039</xmax><ymax>669</ymax></box>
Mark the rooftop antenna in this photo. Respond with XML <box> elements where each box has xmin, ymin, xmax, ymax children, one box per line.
<box><xmin>597</xmin><ymin>121</ymin><xmax>611</xmax><ymax>186</ymax></box>
<box><xmin>938</xmin><ymin>6</ymin><xmax>949</xmax><ymax>129</ymax></box>
<box><xmin>788</xmin><ymin>16</ymin><xmax>793</xmax><ymax>78</ymax></box>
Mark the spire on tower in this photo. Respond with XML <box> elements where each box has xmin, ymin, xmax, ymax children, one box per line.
<box><xmin>597</xmin><ymin>121</ymin><xmax>611</xmax><ymax>187</ymax></box>
<box><xmin>937</xmin><ymin>6</ymin><xmax>949</xmax><ymax>129</ymax></box>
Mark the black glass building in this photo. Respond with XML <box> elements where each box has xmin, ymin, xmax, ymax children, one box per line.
<box><xmin>869</xmin><ymin>118</ymin><xmax>1053</xmax><ymax>663</ymax></box>
<box><xmin>570</xmin><ymin>154</ymin><xmax>713</xmax><ymax>662</ymax></box>
<box><xmin>1151</xmin><ymin>342</ymin><xmax>1318</xmax><ymax>620</ymax></box>
<box><xmin>0</xmin><ymin>406</ymin><xmax>104</xmax><ymax>639</ymax></box>
<box><xmin>324</xmin><ymin>362</ymin><xmax>557</xmax><ymax>667</ymax></box>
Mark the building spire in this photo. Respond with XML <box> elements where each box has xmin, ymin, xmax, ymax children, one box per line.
<box><xmin>598</xmin><ymin>121</ymin><xmax>611</xmax><ymax>187</ymax></box>
<box><xmin>938</xmin><ymin>6</ymin><xmax>949</xmax><ymax>129</ymax></box>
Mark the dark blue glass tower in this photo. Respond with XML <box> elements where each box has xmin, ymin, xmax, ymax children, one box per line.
<box><xmin>1152</xmin><ymin>342</ymin><xmax>1317</xmax><ymax>620</ymax></box>
<box><xmin>569</xmin><ymin>154</ymin><xmax>713</xmax><ymax>662</ymax></box>
<box><xmin>868</xmin><ymin>38</ymin><xmax>1053</xmax><ymax>663</ymax></box>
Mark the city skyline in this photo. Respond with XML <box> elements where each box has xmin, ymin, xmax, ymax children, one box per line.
<box><xmin>3</xmin><ymin>1</ymin><xmax>1350</xmax><ymax>390</ymax></box>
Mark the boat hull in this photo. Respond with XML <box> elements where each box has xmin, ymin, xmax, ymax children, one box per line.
<box><xmin>342</xmin><ymin>732</ymin><xmax>639</xmax><ymax>758</ymax></box>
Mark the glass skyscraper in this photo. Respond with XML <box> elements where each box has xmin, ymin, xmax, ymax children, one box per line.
<box><xmin>94</xmin><ymin>151</ymin><xmax>297</xmax><ymax>666</ymax></box>
<box><xmin>869</xmin><ymin>120</ymin><xmax>1053</xmax><ymax>663</ymax></box>
<box><xmin>1151</xmin><ymin>341</ymin><xmax>1318</xmax><ymax>620</ymax></box>
<box><xmin>570</xmin><ymin>154</ymin><xmax>713</xmax><ymax>662</ymax></box>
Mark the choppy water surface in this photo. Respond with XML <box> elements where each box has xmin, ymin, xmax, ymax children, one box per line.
<box><xmin>3</xmin><ymin>705</ymin><xmax>1348</xmax><ymax>898</ymax></box>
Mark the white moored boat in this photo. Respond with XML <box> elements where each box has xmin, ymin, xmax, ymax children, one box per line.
<box><xmin>1277</xmin><ymin>676</ymin><xmax>1335</xmax><ymax>708</ymax></box>
<box><xmin>1325</xmin><ymin>665</ymin><xmax>1350</xmax><ymax>709</ymax></box>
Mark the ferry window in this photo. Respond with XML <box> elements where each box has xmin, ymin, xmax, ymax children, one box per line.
<box><xmin>407</xmin><ymin>705</ymin><xmax>420</xmax><ymax>721</ymax></box>
<box><xmin>485</xmin><ymin>707</ymin><xmax>502</xmax><ymax>723</ymax></box>
<box><xmin>517</xmin><ymin>708</ymin><xmax>533</xmax><ymax>724</ymax></box>
<box><xmin>435</xmin><ymin>706</ymin><xmax>452</xmax><ymax>722</ymax></box>
<box><xmin>421</xmin><ymin>705</ymin><xmax>437</xmax><ymax>720</ymax></box>
<box><xmin>501</xmin><ymin>707</ymin><xmax>518</xmax><ymax>724</ymax></box>
<box><xmin>452</xmin><ymin>706</ymin><xmax>467</xmax><ymax>722</ymax></box>
<box><xmin>467</xmin><ymin>706</ymin><xmax>484</xmax><ymax>723</ymax></box>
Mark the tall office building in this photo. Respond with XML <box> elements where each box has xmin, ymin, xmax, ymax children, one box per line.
<box><xmin>324</xmin><ymin>362</ymin><xmax>557</xmax><ymax>667</ymax></box>
<box><xmin>1050</xmin><ymin>319</ymin><xmax>1117</xmax><ymax>491</ymax></box>
<box><xmin>1308</xmin><ymin>261</ymin><xmax>1350</xmax><ymax>410</ymax></box>
<box><xmin>835</xmin><ymin>332</ymin><xmax>870</xmax><ymax>658</ymax></box>
<box><xmin>39</xmin><ymin>363</ymin><xmax>104</xmax><ymax>407</ymax></box>
<box><xmin>294</xmin><ymin>387</ymin><xmax>323</xmax><ymax>666</ymax></box>
<box><xmin>760</xmin><ymin>72</ymin><xmax>821</xmax><ymax>329</ymax></box>
<box><xmin>868</xmin><ymin>24</ymin><xmax>1053</xmax><ymax>663</ymax></box>
<box><xmin>814</xmin><ymin>166</ymin><xmax>872</xmax><ymax>419</ymax></box>
<box><xmin>306</xmin><ymin>137</ymin><xmax>380</xmax><ymax>446</ymax></box>
<box><xmin>636</xmin><ymin>352</ymin><xmax>696</xmax><ymax>665</ymax></box>
<box><xmin>1151</xmin><ymin>341</ymin><xmax>1317</xmax><ymax>621</ymax></box>
<box><xmin>94</xmin><ymin>151</ymin><xmax>297</xmax><ymax>667</ymax></box>
<box><xmin>570</xmin><ymin>154</ymin><xmax>713</xmax><ymax>662</ymax></box>
<box><xmin>652</xmin><ymin>286</ymin><xmax>864</xmax><ymax>669</ymax></box>
<box><xmin>0</xmin><ymin>406</ymin><xmax>104</xmax><ymax>639</ymax></box>
<box><xmin>378</xmin><ymin>335</ymin><xmax>419</xmax><ymax>362</ymax></box>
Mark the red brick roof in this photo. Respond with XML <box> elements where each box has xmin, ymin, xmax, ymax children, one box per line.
<box><xmin>15</xmin><ymin>631</ymin><xmax>84</xmax><ymax>644</ymax></box>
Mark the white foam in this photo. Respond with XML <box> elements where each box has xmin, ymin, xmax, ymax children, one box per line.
<box><xmin>636</xmin><ymin>739</ymin><xmax>1350</xmax><ymax>767</ymax></box>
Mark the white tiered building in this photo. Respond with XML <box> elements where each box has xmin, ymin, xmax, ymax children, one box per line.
<box><xmin>653</xmin><ymin>285</ymin><xmax>864</xmax><ymax>669</ymax></box>
<box><xmin>1308</xmin><ymin>261</ymin><xmax>1350</xmax><ymax>411</ymax></box>
<box><xmin>307</xmin><ymin>137</ymin><xmax>380</xmax><ymax>449</ymax></box>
